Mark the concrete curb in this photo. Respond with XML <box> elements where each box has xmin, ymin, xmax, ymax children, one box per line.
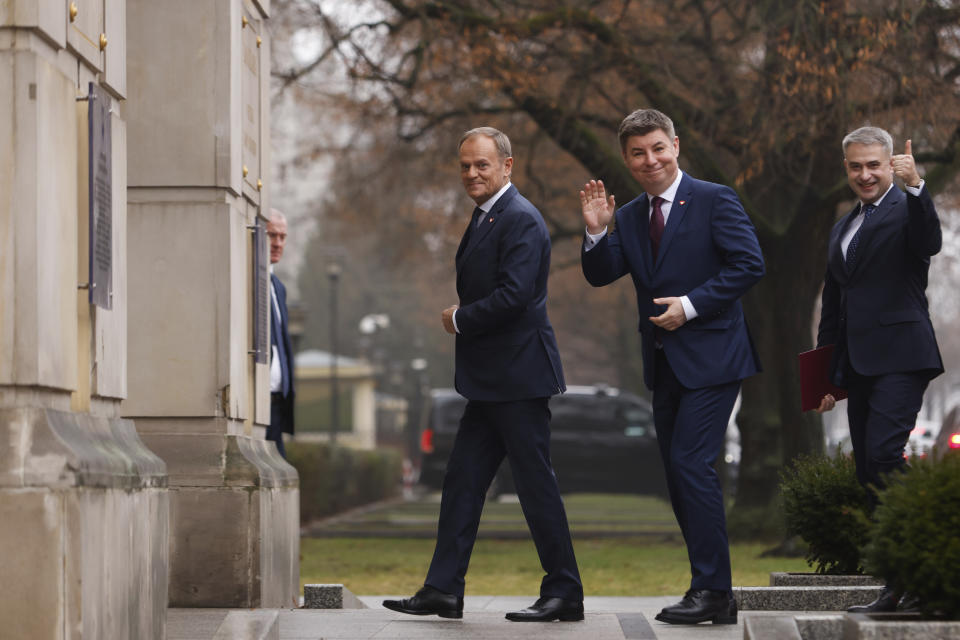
<box><xmin>212</xmin><ymin>610</ymin><xmax>279</xmax><ymax>640</ymax></box>
<box><xmin>303</xmin><ymin>584</ymin><xmax>368</xmax><ymax>609</ymax></box>
<box><xmin>734</xmin><ymin>585</ymin><xmax>882</xmax><ymax>611</ymax></box>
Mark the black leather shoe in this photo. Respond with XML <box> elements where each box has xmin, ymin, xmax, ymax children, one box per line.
<box><xmin>383</xmin><ymin>585</ymin><xmax>463</xmax><ymax>619</ymax></box>
<box><xmin>655</xmin><ymin>590</ymin><xmax>737</xmax><ymax>625</ymax></box>
<box><xmin>847</xmin><ymin>585</ymin><xmax>899</xmax><ymax>613</ymax></box>
<box><xmin>505</xmin><ymin>597</ymin><xmax>584</xmax><ymax>622</ymax></box>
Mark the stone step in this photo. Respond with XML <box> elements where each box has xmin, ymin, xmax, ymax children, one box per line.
<box><xmin>743</xmin><ymin>615</ymin><xmax>803</xmax><ymax>639</ymax></box>
<box><xmin>795</xmin><ymin>614</ymin><xmax>844</xmax><ymax>640</ymax></box>
<box><xmin>769</xmin><ymin>572</ymin><xmax>885</xmax><ymax>587</ymax></box>
<box><xmin>212</xmin><ymin>610</ymin><xmax>279</xmax><ymax>640</ymax></box>
<box><xmin>750</xmin><ymin>613</ymin><xmax>960</xmax><ymax>640</ymax></box>
<box><xmin>733</xmin><ymin>586</ymin><xmax>882</xmax><ymax>611</ymax></box>
<box><xmin>844</xmin><ymin>613</ymin><xmax>960</xmax><ymax>640</ymax></box>
<box><xmin>303</xmin><ymin>583</ymin><xmax>368</xmax><ymax>609</ymax></box>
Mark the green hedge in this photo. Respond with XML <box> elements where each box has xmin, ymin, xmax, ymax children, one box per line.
<box><xmin>780</xmin><ymin>451</ymin><xmax>872</xmax><ymax>574</ymax></box>
<box><xmin>287</xmin><ymin>442</ymin><xmax>403</xmax><ymax>525</ymax></box>
<box><xmin>865</xmin><ymin>454</ymin><xmax>960</xmax><ymax>618</ymax></box>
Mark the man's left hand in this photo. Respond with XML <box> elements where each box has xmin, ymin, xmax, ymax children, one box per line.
<box><xmin>441</xmin><ymin>305</ymin><xmax>458</xmax><ymax>335</ymax></box>
<box><xmin>892</xmin><ymin>139</ymin><xmax>922</xmax><ymax>187</ymax></box>
<box><xmin>649</xmin><ymin>297</ymin><xmax>687</xmax><ymax>331</ymax></box>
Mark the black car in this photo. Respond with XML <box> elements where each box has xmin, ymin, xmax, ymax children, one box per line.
<box><xmin>418</xmin><ymin>386</ymin><xmax>668</xmax><ymax>497</ymax></box>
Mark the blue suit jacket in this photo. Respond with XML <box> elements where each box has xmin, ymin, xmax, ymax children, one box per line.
<box><xmin>271</xmin><ymin>273</ymin><xmax>296</xmax><ymax>434</ymax></box>
<box><xmin>817</xmin><ymin>185</ymin><xmax>943</xmax><ymax>383</ymax></box>
<box><xmin>581</xmin><ymin>173</ymin><xmax>764</xmax><ymax>390</ymax></box>
<box><xmin>453</xmin><ymin>185</ymin><xmax>566</xmax><ymax>401</ymax></box>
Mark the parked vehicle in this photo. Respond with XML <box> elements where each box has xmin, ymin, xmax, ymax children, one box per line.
<box><xmin>906</xmin><ymin>418</ymin><xmax>938</xmax><ymax>459</ymax></box>
<box><xmin>418</xmin><ymin>386</ymin><xmax>668</xmax><ymax>497</ymax></box>
<box><xmin>934</xmin><ymin>405</ymin><xmax>960</xmax><ymax>456</ymax></box>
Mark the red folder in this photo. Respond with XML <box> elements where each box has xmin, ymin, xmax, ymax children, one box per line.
<box><xmin>798</xmin><ymin>345</ymin><xmax>848</xmax><ymax>412</ymax></box>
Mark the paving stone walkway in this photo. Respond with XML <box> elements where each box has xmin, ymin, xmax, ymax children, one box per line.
<box><xmin>168</xmin><ymin>595</ymin><xmax>813</xmax><ymax>639</ymax></box>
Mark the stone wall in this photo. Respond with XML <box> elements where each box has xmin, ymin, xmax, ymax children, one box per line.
<box><xmin>125</xmin><ymin>0</ymin><xmax>299</xmax><ymax>608</ymax></box>
<box><xmin>1</xmin><ymin>1</ymin><xmax>170</xmax><ymax>637</ymax></box>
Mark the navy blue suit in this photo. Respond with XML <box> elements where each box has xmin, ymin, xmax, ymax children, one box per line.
<box><xmin>425</xmin><ymin>184</ymin><xmax>582</xmax><ymax>600</ymax></box>
<box><xmin>268</xmin><ymin>273</ymin><xmax>295</xmax><ymax>457</ymax></box>
<box><xmin>817</xmin><ymin>184</ymin><xmax>943</xmax><ymax>501</ymax></box>
<box><xmin>582</xmin><ymin>172</ymin><xmax>764</xmax><ymax>592</ymax></box>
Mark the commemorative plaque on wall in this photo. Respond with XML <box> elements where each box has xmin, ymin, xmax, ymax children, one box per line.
<box><xmin>252</xmin><ymin>219</ymin><xmax>268</xmax><ymax>365</ymax></box>
<box><xmin>88</xmin><ymin>81</ymin><xmax>113</xmax><ymax>309</ymax></box>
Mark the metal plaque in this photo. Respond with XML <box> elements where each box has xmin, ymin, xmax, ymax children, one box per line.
<box><xmin>252</xmin><ymin>219</ymin><xmax>268</xmax><ymax>364</ymax></box>
<box><xmin>88</xmin><ymin>81</ymin><xmax>112</xmax><ymax>309</ymax></box>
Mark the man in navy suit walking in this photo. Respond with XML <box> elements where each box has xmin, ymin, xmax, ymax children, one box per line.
<box><xmin>580</xmin><ymin>109</ymin><xmax>764</xmax><ymax>625</ymax></box>
<box><xmin>267</xmin><ymin>209</ymin><xmax>295</xmax><ymax>458</ymax></box>
<box><xmin>383</xmin><ymin>127</ymin><xmax>583</xmax><ymax>622</ymax></box>
<box><xmin>816</xmin><ymin>126</ymin><xmax>943</xmax><ymax>613</ymax></box>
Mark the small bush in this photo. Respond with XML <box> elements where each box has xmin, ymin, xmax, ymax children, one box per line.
<box><xmin>780</xmin><ymin>452</ymin><xmax>872</xmax><ymax>574</ymax></box>
<box><xmin>287</xmin><ymin>442</ymin><xmax>403</xmax><ymax>524</ymax></box>
<box><xmin>865</xmin><ymin>454</ymin><xmax>960</xmax><ymax>619</ymax></box>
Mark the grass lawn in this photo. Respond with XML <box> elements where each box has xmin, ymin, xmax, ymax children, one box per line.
<box><xmin>301</xmin><ymin>493</ymin><xmax>811</xmax><ymax>595</ymax></box>
<box><xmin>301</xmin><ymin>538</ymin><xmax>812</xmax><ymax>596</ymax></box>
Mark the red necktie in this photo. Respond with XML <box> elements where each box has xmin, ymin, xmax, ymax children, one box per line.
<box><xmin>649</xmin><ymin>196</ymin><xmax>665</xmax><ymax>260</ymax></box>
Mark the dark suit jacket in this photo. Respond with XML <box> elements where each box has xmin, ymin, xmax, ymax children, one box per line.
<box><xmin>453</xmin><ymin>184</ymin><xmax>565</xmax><ymax>401</ymax></box>
<box><xmin>581</xmin><ymin>173</ymin><xmax>764</xmax><ymax>390</ymax></box>
<box><xmin>271</xmin><ymin>273</ymin><xmax>296</xmax><ymax>434</ymax></box>
<box><xmin>817</xmin><ymin>185</ymin><xmax>943</xmax><ymax>383</ymax></box>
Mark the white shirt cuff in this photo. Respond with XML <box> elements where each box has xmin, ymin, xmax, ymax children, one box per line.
<box><xmin>905</xmin><ymin>180</ymin><xmax>924</xmax><ymax>196</ymax></box>
<box><xmin>452</xmin><ymin>309</ymin><xmax>461</xmax><ymax>334</ymax></box>
<box><xmin>583</xmin><ymin>227</ymin><xmax>608</xmax><ymax>251</ymax></box>
<box><xmin>680</xmin><ymin>296</ymin><xmax>698</xmax><ymax>321</ymax></box>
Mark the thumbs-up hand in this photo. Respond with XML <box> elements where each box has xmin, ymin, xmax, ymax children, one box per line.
<box><xmin>892</xmin><ymin>139</ymin><xmax>922</xmax><ymax>188</ymax></box>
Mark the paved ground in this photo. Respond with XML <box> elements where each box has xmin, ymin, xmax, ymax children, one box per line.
<box><xmin>168</xmin><ymin>596</ymin><xmax>811</xmax><ymax>639</ymax></box>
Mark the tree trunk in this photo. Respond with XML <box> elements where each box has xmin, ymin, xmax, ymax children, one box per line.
<box><xmin>730</xmin><ymin>231</ymin><xmax>829</xmax><ymax>538</ymax></box>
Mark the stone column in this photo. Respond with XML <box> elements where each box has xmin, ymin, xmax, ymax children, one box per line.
<box><xmin>0</xmin><ymin>1</ymin><xmax>168</xmax><ymax>638</ymax></box>
<box><xmin>125</xmin><ymin>0</ymin><xmax>299</xmax><ymax>608</ymax></box>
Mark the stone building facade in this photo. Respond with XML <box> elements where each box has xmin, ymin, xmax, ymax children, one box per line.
<box><xmin>0</xmin><ymin>1</ymin><xmax>299</xmax><ymax>637</ymax></box>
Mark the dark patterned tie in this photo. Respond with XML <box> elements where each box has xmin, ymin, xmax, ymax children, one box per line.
<box><xmin>845</xmin><ymin>203</ymin><xmax>876</xmax><ymax>269</ymax></box>
<box><xmin>471</xmin><ymin>206</ymin><xmax>484</xmax><ymax>228</ymax></box>
<box><xmin>649</xmin><ymin>196</ymin><xmax>665</xmax><ymax>260</ymax></box>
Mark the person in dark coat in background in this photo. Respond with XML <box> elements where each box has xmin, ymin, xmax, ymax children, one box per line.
<box><xmin>267</xmin><ymin>209</ymin><xmax>295</xmax><ymax>458</ymax></box>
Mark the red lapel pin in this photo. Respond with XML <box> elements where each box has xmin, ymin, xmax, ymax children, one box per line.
<box><xmin>488</xmin><ymin>217</ymin><xmax>494</xmax><ymax>223</ymax></box>
<box><xmin>679</xmin><ymin>200</ymin><xmax>686</xmax><ymax>206</ymax></box>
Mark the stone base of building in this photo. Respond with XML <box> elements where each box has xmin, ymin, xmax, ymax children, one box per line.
<box><xmin>139</xmin><ymin>422</ymin><xmax>299</xmax><ymax>608</ymax></box>
<box><xmin>0</xmin><ymin>406</ymin><xmax>169</xmax><ymax>640</ymax></box>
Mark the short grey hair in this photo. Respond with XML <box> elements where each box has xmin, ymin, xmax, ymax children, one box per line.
<box><xmin>842</xmin><ymin>126</ymin><xmax>893</xmax><ymax>156</ymax></box>
<box><xmin>458</xmin><ymin>127</ymin><xmax>512</xmax><ymax>160</ymax></box>
<box><xmin>269</xmin><ymin>208</ymin><xmax>287</xmax><ymax>225</ymax></box>
<box><xmin>618</xmin><ymin>109</ymin><xmax>676</xmax><ymax>150</ymax></box>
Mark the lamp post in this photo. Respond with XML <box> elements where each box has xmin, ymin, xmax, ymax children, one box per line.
<box><xmin>327</xmin><ymin>262</ymin><xmax>342</xmax><ymax>444</ymax></box>
<box><xmin>408</xmin><ymin>357</ymin><xmax>428</xmax><ymax>462</ymax></box>
<box><xmin>358</xmin><ymin>313</ymin><xmax>390</xmax><ymax>392</ymax></box>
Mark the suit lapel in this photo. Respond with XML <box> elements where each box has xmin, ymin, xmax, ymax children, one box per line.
<box><xmin>844</xmin><ymin>187</ymin><xmax>901</xmax><ymax>278</ymax></box>
<box><xmin>829</xmin><ymin>208</ymin><xmax>855</xmax><ymax>283</ymax></box>
<box><xmin>270</xmin><ymin>274</ymin><xmax>284</xmax><ymax>342</ymax></box>
<box><xmin>854</xmin><ymin>188</ymin><xmax>899</xmax><ymax>260</ymax></box>
<box><xmin>633</xmin><ymin>194</ymin><xmax>655</xmax><ymax>276</ymax></box>
<box><xmin>652</xmin><ymin>175</ymin><xmax>693</xmax><ymax>271</ymax></box>
<box><xmin>455</xmin><ymin>219</ymin><xmax>472</xmax><ymax>267</ymax></box>
<box><xmin>457</xmin><ymin>185</ymin><xmax>516</xmax><ymax>268</ymax></box>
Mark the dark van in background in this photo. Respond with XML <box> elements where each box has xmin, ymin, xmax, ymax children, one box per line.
<box><xmin>418</xmin><ymin>386</ymin><xmax>668</xmax><ymax>498</ymax></box>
